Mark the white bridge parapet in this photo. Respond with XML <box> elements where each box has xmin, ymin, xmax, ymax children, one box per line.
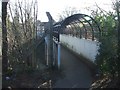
<box><xmin>60</xmin><ymin>34</ymin><xmax>100</xmax><ymax>62</ymax></box>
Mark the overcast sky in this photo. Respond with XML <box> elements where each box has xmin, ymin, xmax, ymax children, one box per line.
<box><xmin>37</xmin><ymin>0</ymin><xmax>113</xmax><ymax>22</ymax></box>
<box><xmin>1</xmin><ymin>0</ymin><xmax>114</xmax><ymax>22</ymax></box>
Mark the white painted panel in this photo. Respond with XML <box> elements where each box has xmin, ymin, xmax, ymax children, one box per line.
<box><xmin>60</xmin><ymin>34</ymin><xmax>99</xmax><ymax>62</ymax></box>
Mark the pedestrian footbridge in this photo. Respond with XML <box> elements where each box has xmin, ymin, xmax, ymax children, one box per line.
<box><xmin>52</xmin><ymin>13</ymin><xmax>101</xmax><ymax>66</ymax></box>
<box><xmin>37</xmin><ymin>12</ymin><xmax>101</xmax><ymax>69</ymax></box>
<box><xmin>37</xmin><ymin>12</ymin><xmax>101</xmax><ymax>88</ymax></box>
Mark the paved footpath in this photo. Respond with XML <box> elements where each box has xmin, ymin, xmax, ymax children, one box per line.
<box><xmin>53</xmin><ymin>46</ymin><xmax>94</xmax><ymax>88</ymax></box>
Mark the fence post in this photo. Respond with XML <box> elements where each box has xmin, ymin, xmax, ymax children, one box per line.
<box><xmin>46</xmin><ymin>12</ymin><xmax>54</xmax><ymax>68</ymax></box>
<box><xmin>58</xmin><ymin>42</ymin><xmax>61</xmax><ymax>69</ymax></box>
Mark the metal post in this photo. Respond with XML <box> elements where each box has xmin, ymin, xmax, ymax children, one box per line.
<box><xmin>46</xmin><ymin>12</ymin><xmax>54</xmax><ymax>68</ymax></box>
<box><xmin>45</xmin><ymin>36</ymin><xmax>49</xmax><ymax>66</ymax></box>
<box><xmin>58</xmin><ymin>42</ymin><xmax>61</xmax><ymax>69</ymax></box>
<box><xmin>53</xmin><ymin>41</ymin><xmax>55</xmax><ymax>66</ymax></box>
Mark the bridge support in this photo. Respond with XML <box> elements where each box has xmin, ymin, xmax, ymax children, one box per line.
<box><xmin>53</xmin><ymin>41</ymin><xmax>56</xmax><ymax>66</ymax></box>
<box><xmin>45</xmin><ymin>36</ymin><xmax>49</xmax><ymax>66</ymax></box>
<box><xmin>44</xmin><ymin>12</ymin><xmax>54</xmax><ymax>68</ymax></box>
<box><xmin>53</xmin><ymin>39</ymin><xmax>61</xmax><ymax>69</ymax></box>
<box><xmin>45</xmin><ymin>12</ymin><xmax>61</xmax><ymax>69</ymax></box>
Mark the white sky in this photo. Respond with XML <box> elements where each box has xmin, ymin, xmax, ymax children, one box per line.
<box><xmin>1</xmin><ymin>0</ymin><xmax>114</xmax><ymax>22</ymax></box>
<box><xmin>37</xmin><ymin>0</ymin><xmax>113</xmax><ymax>22</ymax></box>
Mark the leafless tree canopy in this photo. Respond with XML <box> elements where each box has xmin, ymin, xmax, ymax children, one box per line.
<box><xmin>58</xmin><ymin>7</ymin><xmax>80</xmax><ymax>21</ymax></box>
<box><xmin>6</xmin><ymin>0</ymin><xmax>38</xmax><ymax>72</ymax></box>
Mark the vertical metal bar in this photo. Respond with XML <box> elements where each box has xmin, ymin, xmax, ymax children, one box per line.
<box><xmin>55</xmin><ymin>42</ymin><xmax>57</xmax><ymax>67</ymax></box>
<box><xmin>82</xmin><ymin>17</ymin><xmax>94</xmax><ymax>40</ymax></box>
<box><xmin>45</xmin><ymin>37</ymin><xmax>49</xmax><ymax>66</ymax></box>
<box><xmin>46</xmin><ymin>12</ymin><xmax>53</xmax><ymax>68</ymax></box>
<box><xmin>46</xmin><ymin>44</ymin><xmax>49</xmax><ymax>66</ymax></box>
<box><xmin>53</xmin><ymin>41</ymin><xmax>55</xmax><ymax>66</ymax></box>
<box><xmin>58</xmin><ymin>42</ymin><xmax>61</xmax><ymax>69</ymax></box>
<box><xmin>78</xmin><ymin>19</ymin><xmax>87</xmax><ymax>39</ymax></box>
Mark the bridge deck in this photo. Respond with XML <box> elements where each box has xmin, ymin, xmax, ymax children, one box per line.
<box><xmin>53</xmin><ymin>45</ymin><xmax>94</xmax><ymax>88</ymax></box>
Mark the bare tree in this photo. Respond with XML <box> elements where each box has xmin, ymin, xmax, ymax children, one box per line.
<box><xmin>58</xmin><ymin>7</ymin><xmax>80</xmax><ymax>21</ymax></box>
<box><xmin>6</xmin><ymin>0</ymin><xmax>38</xmax><ymax>73</ymax></box>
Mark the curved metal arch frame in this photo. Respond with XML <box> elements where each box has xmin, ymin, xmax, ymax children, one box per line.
<box><xmin>69</xmin><ymin>24</ymin><xmax>75</xmax><ymax>36</ymax></box>
<box><xmin>53</xmin><ymin>13</ymin><xmax>101</xmax><ymax>41</ymax></box>
<box><xmin>72</xmin><ymin>18</ymin><xmax>93</xmax><ymax>40</ymax></box>
<box><xmin>81</xmin><ymin>16</ymin><xmax>95</xmax><ymax>40</ymax></box>
<box><xmin>78</xmin><ymin>19</ymin><xmax>89</xmax><ymax>39</ymax></box>
<box><xmin>71</xmin><ymin>20</ymin><xmax>82</xmax><ymax>38</ymax></box>
<box><xmin>73</xmin><ymin>20</ymin><xmax>87</xmax><ymax>39</ymax></box>
<box><xmin>66</xmin><ymin>24</ymin><xmax>73</xmax><ymax>35</ymax></box>
<box><xmin>79</xmin><ymin>14</ymin><xmax>101</xmax><ymax>40</ymax></box>
<box><xmin>69</xmin><ymin>22</ymin><xmax>80</xmax><ymax>37</ymax></box>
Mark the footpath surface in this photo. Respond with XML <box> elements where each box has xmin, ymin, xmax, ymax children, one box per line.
<box><xmin>53</xmin><ymin>46</ymin><xmax>94</xmax><ymax>88</ymax></box>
